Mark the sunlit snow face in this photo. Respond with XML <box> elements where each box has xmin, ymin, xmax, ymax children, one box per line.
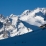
<box><xmin>0</xmin><ymin>22</ymin><xmax>3</xmax><ymax>29</ymax></box>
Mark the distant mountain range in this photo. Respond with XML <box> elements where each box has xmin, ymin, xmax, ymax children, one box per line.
<box><xmin>0</xmin><ymin>8</ymin><xmax>46</xmax><ymax>40</ymax></box>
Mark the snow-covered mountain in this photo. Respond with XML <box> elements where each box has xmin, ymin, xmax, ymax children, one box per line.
<box><xmin>0</xmin><ymin>27</ymin><xmax>46</xmax><ymax>46</ymax></box>
<box><xmin>0</xmin><ymin>8</ymin><xmax>46</xmax><ymax>40</ymax></box>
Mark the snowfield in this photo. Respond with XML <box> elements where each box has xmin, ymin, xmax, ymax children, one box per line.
<box><xmin>0</xmin><ymin>8</ymin><xmax>46</xmax><ymax>40</ymax></box>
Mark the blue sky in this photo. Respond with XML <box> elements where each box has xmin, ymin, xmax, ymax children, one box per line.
<box><xmin>0</xmin><ymin>0</ymin><xmax>46</xmax><ymax>16</ymax></box>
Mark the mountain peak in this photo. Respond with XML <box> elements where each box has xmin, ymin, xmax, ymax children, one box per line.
<box><xmin>21</xmin><ymin>10</ymin><xmax>31</xmax><ymax>16</ymax></box>
<box><xmin>33</xmin><ymin>8</ymin><xmax>46</xmax><ymax>14</ymax></box>
<box><xmin>0</xmin><ymin>14</ymin><xmax>4</xmax><ymax>18</ymax></box>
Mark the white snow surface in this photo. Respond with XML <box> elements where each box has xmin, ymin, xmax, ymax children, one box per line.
<box><xmin>0</xmin><ymin>8</ymin><xmax>46</xmax><ymax>40</ymax></box>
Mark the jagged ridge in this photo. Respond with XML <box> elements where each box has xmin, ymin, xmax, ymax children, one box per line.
<box><xmin>0</xmin><ymin>8</ymin><xmax>46</xmax><ymax>40</ymax></box>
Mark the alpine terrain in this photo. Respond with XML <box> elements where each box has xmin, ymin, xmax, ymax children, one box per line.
<box><xmin>0</xmin><ymin>8</ymin><xmax>46</xmax><ymax>46</ymax></box>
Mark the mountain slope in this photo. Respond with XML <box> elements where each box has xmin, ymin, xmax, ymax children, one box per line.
<box><xmin>20</xmin><ymin>8</ymin><xmax>46</xmax><ymax>26</ymax></box>
<box><xmin>0</xmin><ymin>28</ymin><xmax>46</xmax><ymax>46</ymax></box>
<box><xmin>0</xmin><ymin>8</ymin><xmax>46</xmax><ymax>40</ymax></box>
